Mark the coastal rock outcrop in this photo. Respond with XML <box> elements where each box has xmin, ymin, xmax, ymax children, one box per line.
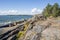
<box><xmin>0</xmin><ymin>14</ymin><xmax>60</xmax><ymax>40</ymax></box>
<box><xmin>17</xmin><ymin>14</ymin><xmax>60</xmax><ymax>40</ymax></box>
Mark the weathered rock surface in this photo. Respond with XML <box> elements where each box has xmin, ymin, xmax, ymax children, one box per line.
<box><xmin>0</xmin><ymin>14</ymin><xmax>60</xmax><ymax>40</ymax></box>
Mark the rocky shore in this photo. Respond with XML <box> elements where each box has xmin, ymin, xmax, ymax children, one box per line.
<box><xmin>0</xmin><ymin>14</ymin><xmax>60</xmax><ymax>40</ymax></box>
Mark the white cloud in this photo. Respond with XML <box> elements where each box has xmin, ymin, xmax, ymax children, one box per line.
<box><xmin>31</xmin><ymin>8</ymin><xmax>42</xmax><ymax>15</ymax></box>
<box><xmin>0</xmin><ymin>10</ymin><xmax>31</xmax><ymax>15</ymax></box>
<box><xmin>0</xmin><ymin>8</ymin><xmax>43</xmax><ymax>15</ymax></box>
<box><xmin>0</xmin><ymin>10</ymin><xmax>18</xmax><ymax>15</ymax></box>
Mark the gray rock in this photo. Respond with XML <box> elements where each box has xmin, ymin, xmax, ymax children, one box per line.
<box><xmin>41</xmin><ymin>27</ymin><xmax>60</xmax><ymax>40</ymax></box>
<box><xmin>24</xmin><ymin>24</ymin><xmax>45</xmax><ymax>40</ymax></box>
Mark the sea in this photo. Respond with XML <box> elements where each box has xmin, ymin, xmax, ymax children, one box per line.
<box><xmin>0</xmin><ymin>15</ymin><xmax>33</xmax><ymax>26</ymax></box>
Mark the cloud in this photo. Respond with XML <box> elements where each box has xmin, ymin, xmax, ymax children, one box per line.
<box><xmin>31</xmin><ymin>8</ymin><xmax>42</xmax><ymax>14</ymax></box>
<box><xmin>0</xmin><ymin>10</ymin><xmax>31</xmax><ymax>15</ymax></box>
<box><xmin>0</xmin><ymin>8</ymin><xmax>43</xmax><ymax>15</ymax></box>
<box><xmin>0</xmin><ymin>10</ymin><xmax>18</xmax><ymax>15</ymax></box>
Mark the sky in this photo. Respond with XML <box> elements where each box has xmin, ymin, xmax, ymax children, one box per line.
<box><xmin>0</xmin><ymin>0</ymin><xmax>60</xmax><ymax>15</ymax></box>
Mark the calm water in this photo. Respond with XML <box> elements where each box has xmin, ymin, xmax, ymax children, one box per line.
<box><xmin>0</xmin><ymin>15</ymin><xmax>32</xmax><ymax>26</ymax></box>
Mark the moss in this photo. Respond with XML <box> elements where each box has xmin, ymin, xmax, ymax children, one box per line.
<box><xmin>17</xmin><ymin>31</ymin><xmax>25</xmax><ymax>38</ymax></box>
<box><xmin>24</xmin><ymin>23</ymin><xmax>29</xmax><ymax>31</ymax></box>
<box><xmin>16</xmin><ymin>22</ymin><xmax>30</xmax><ymax>40</ymax></box>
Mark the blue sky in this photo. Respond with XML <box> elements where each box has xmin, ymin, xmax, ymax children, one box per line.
<box><xmin>0</xmin><ymin>0</ymin><xmax>60</xmax><ymax>15</ymax></box>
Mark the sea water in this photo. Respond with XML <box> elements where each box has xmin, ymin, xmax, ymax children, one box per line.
<box><xmin>0</xmin><ymin>15</ymin><xmax>32</xmax><ymax>26</ymax></box>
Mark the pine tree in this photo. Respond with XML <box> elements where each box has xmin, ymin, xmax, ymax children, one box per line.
<box><xmin>43</xmin><ymin>3</ymin><xmax>52</xmax><ymax>17</ymax></box>
<box><xmin>42</xmin><ymin>3</ymin><xmax>60</xmax><ymax>17</ymax></box>
<box><xmin>52</xmin><ymin>3</ymin><xmax>59</xmax><ymax>17</ymax></box>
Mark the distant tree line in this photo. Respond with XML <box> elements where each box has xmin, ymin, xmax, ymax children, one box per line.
<box><xmin>42</xmin><ymin>3</ymin><xmax>60</xmax><ymax>18</ymax></box>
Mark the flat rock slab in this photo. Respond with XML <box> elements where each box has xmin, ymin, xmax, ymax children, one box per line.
<box><xmin>0</xmin><ymin>25</ymin><xmax>18</xmax><ymax>35</ymax></box>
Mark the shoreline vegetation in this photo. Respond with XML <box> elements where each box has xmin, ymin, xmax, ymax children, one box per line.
<box><xmin>0</xmin><ymin>3</ymin><xmax>60</xmax><ymax>40</ymax></box>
